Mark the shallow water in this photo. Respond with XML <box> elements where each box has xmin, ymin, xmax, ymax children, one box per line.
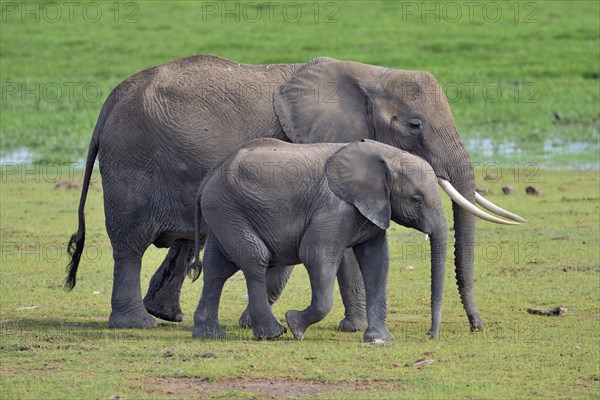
<box><xmin>1</xmin><ymin>139</ymin><xmax>598</xmax><ymax>169</ymax></box>
<box><xmin>465</xmin><ymin>137</ymin><xmax>599</xmax><ymax>169</ymax></box>
<box><xmin>0</xmin><ymin>147</ymin><xmax>34</xmax><ymax>164</ymax></box>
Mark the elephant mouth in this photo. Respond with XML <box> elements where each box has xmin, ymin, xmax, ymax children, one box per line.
<box><xmin>437</xmin><ymin>178</ymin><xmax>527</xmax><ymax>225</ymax></box>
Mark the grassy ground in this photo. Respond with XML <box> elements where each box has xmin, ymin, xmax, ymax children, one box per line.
<box><xmin>1</xmin><ymin>1</ymin><xmax>599</xmax><ymax>399</ymax></box>
<box><xmin>1</xmin><ymin>0</ymin><xmax>599</xmax><ymax>164</ymax></box>
<box><xmin>1</xmin><ymin>166</ymin><xmax>598</xmax><ymax>399</ymax></box>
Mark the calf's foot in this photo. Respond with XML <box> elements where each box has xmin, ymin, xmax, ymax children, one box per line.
<box><xmin>253</xmin><ymin>320</ymin><xmax>286</xmax><ymax>340</ymax></box>
<box><xmin>338</xmin><ymin>315</ymin><xmax>368</xmax><ymax>332</ymax></box>
<box><xmin>285</xmin><ymin>310</ymin><xmax>311</xmax><ymax>340</ymax></box>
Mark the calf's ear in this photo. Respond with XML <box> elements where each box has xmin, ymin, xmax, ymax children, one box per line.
<box><xmin>325</xmin><ymin>142</ymin><xmax>391</xmax><ymax>230</ymax></box>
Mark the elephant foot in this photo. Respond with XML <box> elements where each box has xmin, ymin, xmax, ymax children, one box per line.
<box><xmin>338</xmin><ymin>316</ymin><xmax>368</xmax><ymax>332</ymax></box>
<box><xmin>193</xmin><ymin>323</ymin><xmax>227</xmax><ymax>339</ymax></box>
<box><xmin>363</xmin><ymin>325</ymin><xmax>395</xmax><ymax>342</ymax></box>
<box><xmin>238</xmin><ymin>306</ymin><xmax>252</xmax><ymax>328</ymax></box>
<box><xmin>285</xmin><ymin>310</ymin><xmax>311</xmax><ymax>340</ymax></box>
<box><xmin>253</xmin><ymin>321</ymin><xmax>286</xmax><ymax>340</ymax></box>
<box><xmin>109</xmin><ymin>306</ymin><xmax>158</xmax><ymax>329</ymax></box>
<box><xmin>144</xmin><ymin>296</ymin><xmax>183</xmax><ymax>322</ymax></box>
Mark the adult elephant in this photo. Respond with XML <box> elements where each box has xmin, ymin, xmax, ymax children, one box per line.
<box><xmin>65</xmin><ymin>55</ymin><xmax>525</xmax><ymax>329</ymax></box>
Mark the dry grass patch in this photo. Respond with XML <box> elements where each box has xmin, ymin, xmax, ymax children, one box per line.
<box><xmin>143</xmin><ymin>377</ymin><xmax>405</xmax><ymax>399</ymax></box>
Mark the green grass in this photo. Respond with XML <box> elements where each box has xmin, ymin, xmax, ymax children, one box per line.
<box><xmin>1</xmin><ymin>0</ymin><xmax>599</xmax><ymax>164</ymax></box>
<box><xmin>1</xmin><ymin>1</ymin><xmax>599</xmax><ymax>398</ymax></box>
<box><xmin>1</xmin><ymin>166</ymin><xmax>599</xmax><ymax>398</ymax></box>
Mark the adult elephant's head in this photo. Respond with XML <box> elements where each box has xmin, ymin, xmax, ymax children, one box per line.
<box><xmin>274</xmin><ymin>59</ymin><xmax>526</xmax><ymax>331</ymax></box>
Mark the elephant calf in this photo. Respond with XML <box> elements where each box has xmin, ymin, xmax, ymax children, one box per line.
<box><xmin>193</xmin><ymin>138</ymin><xmax>448</xmax><ymax>342</ymax></box>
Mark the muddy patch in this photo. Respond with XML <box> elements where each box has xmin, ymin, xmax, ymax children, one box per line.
<box><xmin>143</xmin><ymin>377</ymin><xmax>404</xmax><ymax>398</ymax></box>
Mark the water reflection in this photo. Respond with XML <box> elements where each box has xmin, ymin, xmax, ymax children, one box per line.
<box><xmin>466</xmin><ymin>137</ymin><xmax>598</xmax><ymax>169</ymax></box>
<box><xmin>0</xmin><ymin>148</ymin><xmax>34</xmax><ymax>164</ymax></box>
<box><xmin>1</xmin><ymin>139</ymin><xmax>598</xmax><ymax>169</ymax></box>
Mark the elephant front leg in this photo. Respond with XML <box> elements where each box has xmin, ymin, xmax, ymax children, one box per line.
<box><xmin>285</xmin><ymin>250</ymin><xmax>341</xmax><ymax>340</ymax></box>
<box><xmin>144</xmin><ymin>239</ymin><xmax>195</xmax><ymax>322</ymax></box>
<box><xmin>352</xmin><ymin>232</ymin><xmax>394</xmax><ymax>342</ymax></box>
<box><xmin>238</xmin><ymin>265</ymin><xmax>294</xmax><ymax>328</ymax></box>
<box><xmin>336</xmin><ymin>249</ymin><xmax>368</xmax><ymax>332</ymax></box>
<box><xmin>109</xmin><ymin>249</ymin><xmax>157</xmax><ymax>329</ymax></box>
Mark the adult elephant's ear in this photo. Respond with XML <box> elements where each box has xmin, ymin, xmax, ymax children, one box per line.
<box><xmin>326</xmin><ymin>141</ymin><xmax>391</xmax><ymax>230</ymax></box>
<box><xmin>274</xmin><ymin>61</ymin><xmax>385</xmax><ymax>143</ymax></box>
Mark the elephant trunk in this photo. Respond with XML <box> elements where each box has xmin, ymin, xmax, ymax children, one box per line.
<box><xmin>428</xmin><ymin>227</ymin><xmax>447</xmax><ymax>338</ymax></box>
<box><xmin>448</xmin><ymin>162</ymin><xmax>483</xmax><ymax>331</ymax></box>
<box><xmin>427</xmin><ymin>125</ymin><xmax>483</xmax><ymax>332</ymax></box>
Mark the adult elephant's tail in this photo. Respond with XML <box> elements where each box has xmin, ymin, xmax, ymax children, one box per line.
<box><xmin>64</xmin><ymin>88</ymin><xmax>117</xmax><ymax>290</ymax></box>
<box><xmin>64</xmin><ymin>137</ymin><xmax>98</xmax><ymax>290</ymax></box>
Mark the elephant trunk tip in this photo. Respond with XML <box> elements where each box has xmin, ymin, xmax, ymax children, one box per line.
<box><xmin>427</xmin><ymin>328</ymin><xmax>439</xmax><ymax>339</ymax></box>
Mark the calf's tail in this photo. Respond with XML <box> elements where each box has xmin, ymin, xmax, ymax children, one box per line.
<box><xmin>190</xmin><ymin>187</ymin><xmax>204</xmax><ymax>281</ymax></box>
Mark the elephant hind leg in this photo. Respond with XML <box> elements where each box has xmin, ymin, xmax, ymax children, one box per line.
<box><xmin>193</xmin><ymin>237</ymin><xmax>238</xmax><ymax>339</ymax></box>
<box><xmin>144</xmin><ymin>239</ymin><xmax>195</xmax><ymax>322</ymax></box>
<box><xmin>109</xmin><ymin>246</ymin><xmax>157</xmax><ymax>329</ymax></box>
<box><xmin>234</xmin><ymin>240</ymin><xmax>286</xmax><ymax>340</ymax></box>
<box><xmin>244</xmin><ymin>264</ymin><xmax>287</xmax><ymax>340</ymax></box>
<box><xmin>238</xmin><ymin>264</ymin><xmax>294</xmax><ymax>328</ymax></box>
<box><xmin>337</xmin><ymin>249</ymin><xmax>368</xmax><ymax>332</ymax></box>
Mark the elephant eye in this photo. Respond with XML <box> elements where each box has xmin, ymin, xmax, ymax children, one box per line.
<box><xmin>408</xmin><ymin>119</ymin><xmax>423</xmax><ymax>130</ymax></box>
<box><xmin>411</xmin><ymin>194</ymin><xmax>423</xmax><ymax>205</ymax></box>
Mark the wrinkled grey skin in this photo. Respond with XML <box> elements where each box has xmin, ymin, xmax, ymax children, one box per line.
<box><xmin>66</xmin><ymin>55</ymin><xmax>481</xmax><ymax>333</ymax></box>
<box><xmin>193</xmin><ymin>139</ymin><xmax>447</xmax><ymax>341</ymax></box>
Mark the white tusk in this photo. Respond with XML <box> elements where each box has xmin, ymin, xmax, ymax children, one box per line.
<box><xmin>475</xmin><ymin>193</ymin><xmax>528</xmax><ymax>223</ymax></box>
<box><xmin>438</xmin><ymin>179</ymin><xmax>520</xmax><ymax>225</ymax></box>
